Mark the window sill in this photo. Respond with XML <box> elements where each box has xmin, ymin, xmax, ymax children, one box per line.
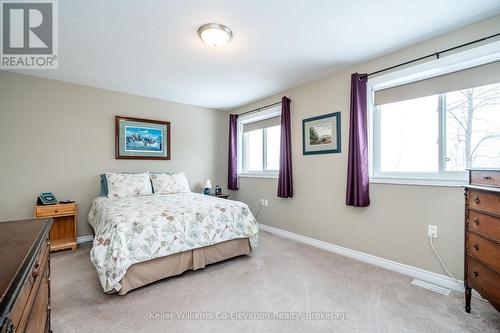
<box><xmin>369</xmin><ymin>177</ymin><xmax>467</xmax><ymax>188</ymax></box>
<box><xmin>238</xmin><ymin>174</ymin><xmax>279</xmax><ymax>179</ymax></box>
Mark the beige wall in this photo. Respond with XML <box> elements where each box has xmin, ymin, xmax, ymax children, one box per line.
<box><xmin>0</xmin><ymin>71</ymin><xmax>227</xmax><ymax>237</ymax></box>
<box><xmin>229</xmin><ymin>15</ymin><xmax>500</xmax><ymax>279</ymax></box>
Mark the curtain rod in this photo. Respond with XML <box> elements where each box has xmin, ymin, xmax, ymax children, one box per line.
<box><xmin>238</xmin><ymin>101</ymin><xmax>282</xmax><ymax>117</ymax></box>
<box><xmin>362</xmin><ymin>32</ymin><xmax>500</xmax><ymax>79</ymax></box>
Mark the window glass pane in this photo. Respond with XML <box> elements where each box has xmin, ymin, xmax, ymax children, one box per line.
<box><xmin>244</xmin><ymin>129</ymin><xmax>263</xmax><ymax>172</ymax></box>
<box><xmin>379</xmin><ymin>95</ymin><xmax>439</xmax><ymax>172</ymax></box>
<box><xmin>445</xmin><ymin>83</ymin><xmax>500</xmax><ymax>170</ymax></box>
<box><xmin>265</xmin><ymin>125</ymin><xmax>281</xmax><ymax>170</ymax></box>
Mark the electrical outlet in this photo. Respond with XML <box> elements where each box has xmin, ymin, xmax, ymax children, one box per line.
<box><xmin>260</xmin><ymin>199</ymin><xmax>265</xmax><ymax>206</ymax></box>
<box><xmin>428</xmin><ymin>225</ymin><xmax>438</xmax><ymax>238</ymax></box>
<box><xmin>264</xmin><ymin>199</ymin><xmax>269</xmax><ymax>207</ymax></box>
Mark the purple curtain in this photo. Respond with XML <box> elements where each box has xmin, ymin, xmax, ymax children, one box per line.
<box><xmin>278</xmin><ymin>96</ymin><xmax>293</xmax><ymax>198</ymax></box>
<box><xmin>228</xmin><ymin>114</ymin><xmax>239</xmax><ymax>190</ymax></box>
<box><xmin>346</xmin><ymin>73</ymin><xmax>370</xmax><ymax>207</ymax></box>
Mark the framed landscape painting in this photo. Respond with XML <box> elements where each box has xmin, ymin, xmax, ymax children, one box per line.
<box><xmin>115</xmin><ymin>116</ymin><xmax>171</xmax><ymax>160</ymax></box>
<box><xmin>302</xmin><ymin>112</ymin><xmax>341</xmax><ymax>155</ymax></box>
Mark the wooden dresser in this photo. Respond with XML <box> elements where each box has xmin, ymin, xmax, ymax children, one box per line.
<box><xmin>464</xmin><ymin>169</ymin><xmax>500</xmax><ymax>313</ymax></box>
<box><xmin>0</xmin><ymin>219</ymin><xmax>52</xmax><ymax>333</ymax></box>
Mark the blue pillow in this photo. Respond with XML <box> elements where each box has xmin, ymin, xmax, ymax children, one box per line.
<box><xmin>100</xmin><ymin>174</ymin><xmax>108</xmax><ymax>196</ymax></box>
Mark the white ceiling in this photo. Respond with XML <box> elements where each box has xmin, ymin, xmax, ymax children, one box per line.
<box><xmin>15</xmin><ymin>0</ymin><xmax>500</xmax><ymax>110</ymax></box>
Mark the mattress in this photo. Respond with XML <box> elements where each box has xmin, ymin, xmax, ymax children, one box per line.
<box><xmin>88</xmin><ymin>192</ymin><xmax>258</xmax><ymax>292</ymax></box>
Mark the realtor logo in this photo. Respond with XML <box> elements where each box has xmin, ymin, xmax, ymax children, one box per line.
<box><xmin>1</xmin><ymin>0</ymin><xmax>58</xmax><ymax>69</ymax></box>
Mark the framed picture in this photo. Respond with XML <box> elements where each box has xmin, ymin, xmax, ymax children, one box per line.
<box><xmin>302</xmin><ymin>112</ymin><xmax>341</xmax><ymax>155</ymax></box>
<box><xmin>115</xmin><ymin>116</ymin><xmax>171</xmax><ymax>160</ymax></box>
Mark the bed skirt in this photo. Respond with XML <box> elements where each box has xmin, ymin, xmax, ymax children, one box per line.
<box><xmin>114</xmin><ymin>238</ymin><xmax>251</xmax><ymax>295</ymax></box>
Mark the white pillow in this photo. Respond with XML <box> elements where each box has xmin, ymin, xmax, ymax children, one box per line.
<box><xmin>151</xmin><ymin>172</ymin><xmax>190</xmax><ymax>194</ymax></box>
<box><xmin>106</xmin><ymin>172</ymin><xmax>153</xmax><ymax>198</ymax></box>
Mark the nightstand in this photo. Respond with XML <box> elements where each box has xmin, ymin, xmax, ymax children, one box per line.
<box><xmin>34</xmin><ymin>202</ymin><xmax>77</xmax><ymax>252</ymax></box>
<box><xmin>209</xmin><ymin>193</ymin><xmax>230</xmax><ymax>199</ymax></box>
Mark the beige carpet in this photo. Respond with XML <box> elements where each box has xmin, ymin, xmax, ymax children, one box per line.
<box><xmin>50</xmin><ymin>231</ymin><xmax>499</xmax><ymax>333</ymax></box>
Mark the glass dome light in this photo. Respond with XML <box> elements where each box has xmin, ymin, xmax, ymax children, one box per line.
<box><xmin>198</xmin><ymin>23</ymin><xmax>233</xmax><ymax>48</ymax></box>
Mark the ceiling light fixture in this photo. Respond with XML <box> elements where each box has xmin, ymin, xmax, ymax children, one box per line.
<box><xmin>198</xmin><ymin>23</ymin><xmax>233</xmax><ymax>48</ymax></box>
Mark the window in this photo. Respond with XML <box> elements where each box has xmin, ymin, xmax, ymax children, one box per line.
<box><xmin>265</xmin><ymin>125</ymin><xmax>281</xmax><ymax>170</ymax></box>
<box><xmin>368</xmin><ymin>44</ymin><xmax>500</xmax><ymax>185</ymax></box>
<box><xmin>238</xmin><ymin>106</ymin><xmax>281</xmax><ymax>177</ymax></box>
<box><xmin>378</xmin><ymin>95</ymin><xmax>439</xmax><ymax>173</ymax></box>
<box><xmin>372</xmin><ymin>82</ymin><xmax>500</xmax><ymax>183</ymax></box>
<box><xmin>444</xmin><ymin>85</ymin><xmax>500</xmax><ymax>171</ymax></box>
<box><xmin>244</xmin><ymin>129</ymin><xmax>264</xmax><ymax>172</ymax></box>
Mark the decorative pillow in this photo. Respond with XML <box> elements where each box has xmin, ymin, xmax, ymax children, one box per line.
<box><xmin>100</xmin><ymin>172</ymin><xmax>148</xmax><ymax>196</ymax></box>
<box><xmin>151</xmin><ymin>172</ymin><xmax>190</xmax><ymax>194</ymax></box>
<box><xmin>106</xmin><ymin>172</ymin><xmax>153</xmax><ymax>198</ymax></box>
<box><xmin>100</xmin><ymin>174</ymin><xmax>109</xmax><ymax>196</ymax></box>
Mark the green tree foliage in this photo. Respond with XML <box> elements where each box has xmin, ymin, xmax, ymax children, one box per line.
<box><xmin>309</xmin><ymin>127</ymin><xmax>319</xmax><ymax>142</ymax></box>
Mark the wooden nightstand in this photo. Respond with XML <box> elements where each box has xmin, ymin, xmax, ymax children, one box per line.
<box><xmin>34</xmin><ymin>202</ymin><xmax>77</xmax><ymax>252</ymax></box>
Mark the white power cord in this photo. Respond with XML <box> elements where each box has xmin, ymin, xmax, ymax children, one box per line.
<box><xmin>429</xmin><ymin>236</ymin><xmax>487</xmax><ymax>302</ymax></box>
<box><xmin>429</xmin><ymin>236</ymin><xmax>458</xmax><ymax>280</ymax></box>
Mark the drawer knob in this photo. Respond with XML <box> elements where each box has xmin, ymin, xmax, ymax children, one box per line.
<box><xmin>5</xmin><ymin>319</ymin><xmax>15</xmax><ymax>333</ymax></box>
<box><xmin>32</xmin><ymin>261</ymin><xmax>40</xmax><ymax>278</ymax></box>
<box><xmin>473</xmin><ymin>271</ymin><xmax>479</xmax><ymax>277</ymax></box>
<box><xmin>473</xmin><ymin>243</ymin><xmax>479</xmax><ymax>251</ymax></box>
<box><xmin>54</xmin><ymin>210</ymin><xmax>58</xmax><ymax>213</ymax></box>
<box><xmin>473</xmin><ymin>217</ymin><xmax>479</xmax><ymax>226</ymax></box>
<box><xmin>482</xmin><ymin>176</ymin><xmax>492</xmax><ymax>180</ymax></box>
<box><xmin>473</xmin><ymin>196</ymin><xmax>480</xmax><ymax>204</ymax></box>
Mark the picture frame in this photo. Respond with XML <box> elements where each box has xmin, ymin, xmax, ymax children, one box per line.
<box><xmin>302</xmin><ymin>112</ymin><xmax>341</xmax><ymax>155</ymax></box>
<box><xmin>115</xmin><ymin>116</ymin><xmax>171</xmax><ymax>160</ymax></box>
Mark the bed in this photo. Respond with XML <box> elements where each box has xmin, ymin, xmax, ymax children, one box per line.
<box><xmin>88</xmin><ymin>191</ymin><xmax>259</xmax><ymax>294</ymax></box>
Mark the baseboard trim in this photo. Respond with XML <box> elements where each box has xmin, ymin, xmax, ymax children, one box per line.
<box><xmin>259</xmin><ymin>223</ymin><xmax>464</xmax><ymax>292</ymax></box>
<box><xmin>76</xmin><ymin>235</ymin><xmax>93</xmax><ymax>244</ymax></box>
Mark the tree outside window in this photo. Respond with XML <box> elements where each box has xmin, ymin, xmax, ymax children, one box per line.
<box><xmin>445</xmin><ymin>83</ymin><xmax>500</xmax><ymax>171</ymax></box>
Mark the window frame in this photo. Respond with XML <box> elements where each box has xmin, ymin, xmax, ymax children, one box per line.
<box><xmin>367</xmin><ymin>41</ymin><xmax>500</xmax><ymax>186</ymax></box>
<box><xmin>371</xmin><ymin>94</ymin><xmax>467</xmax><ymax>185</ymax></box>
<box><xmin>237</xmin><ymin>105</ymin><xmax>281</xmax><ymax>178</ymax></box>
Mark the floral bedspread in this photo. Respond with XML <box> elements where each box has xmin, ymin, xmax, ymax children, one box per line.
<box><xmin>88</xmin><ymin>193</ymin><xmax>258</xmax><ymax>292</ymax></box>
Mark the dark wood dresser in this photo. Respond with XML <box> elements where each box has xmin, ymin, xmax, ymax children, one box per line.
<box><xmin>0</xmin><ymin>219</ymin><xmax>52</xmax><ymax>332</ymax></box>
<box><xmin>464</xmin><ymin>169</ymin><xmax>500</xmax><ymax>313</ymax></box>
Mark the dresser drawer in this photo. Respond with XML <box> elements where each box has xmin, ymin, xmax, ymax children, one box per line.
<box><xmin>468</xmin><ymin>190</ymin><xmax>500</xmax><ymax>214</ymax></box>
<box><xmin>9</xmin><ymin>266</ymin><xmax>36</xmax><ymax>329</ymax></box>
<box><xmin>468</xmin><ymin>210</ymin><xmax>500</xmax><ymax>241</ymax></box>
<box><xmin>471</xmin><ymin>170</ymin><xmax>500</xmax><ymax>188</ymax></box>
<box><xmin>9</xmin><ymin>239</ymin><xmax>50</xmax><ymax>332</ymax></box>
<box><xmin>25</xmin><ymin>264</ymin><xmax>49</xmax><ymax>333</ymax></box>
<box><xmin>33</xmin><ymin>240</ymin><xmax>49</xmax><ymax>280</ymax></box>
<box><xmin>36</xmin><ymin>204</ymin><xmax>75</xmax><ymax>217</ymax></box>
<box><xmin>467</xmin><ymin>233</ymin><xmax>500</xmax><ymax>273</ymax></box>
<box><xmin>467</xmin><ymin>258</ymin><xmax>500</xmax><ymax>304</ymax></box>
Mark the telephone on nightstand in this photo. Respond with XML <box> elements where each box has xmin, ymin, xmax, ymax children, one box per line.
<box><xmin>37</xmin><ymin>192</ymin><xmax>58</xmax><ymax>205</ymax></box>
